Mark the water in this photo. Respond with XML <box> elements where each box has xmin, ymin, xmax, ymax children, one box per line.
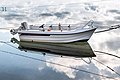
<box><xmin>0</xmin><ymin>0</ymin><xmax>120</xmax><ymax>80</ymax></box>
<box><xmin>0</xmin><ymin>27</ymin><xmax>120</xmax><ymax>80</ymax></box>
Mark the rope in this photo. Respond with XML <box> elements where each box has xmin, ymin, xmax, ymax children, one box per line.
<box><xmin>0</xmin><ymin>40</ymin><xmax>94</xmax><ymax>64</ymax></box>
<box><xmin>94</xmin><ymin>50</ymin><xmax>120</xmax><ymax>59</ymax></box>
<box><xmin>93</xmin><ymin>58</ymin><xmax>120</xmax><ymax>76</ymax></box>
<box><xmin>95</xmin><ymin>25</ymin><xmax>120</xmax><ymax>33</ymax></box>
<box><xmin>81</xmin><ymin>57</ymin><xmax>92</xmax><ymax>64</ymax></box>
<box><xmin>0</xmin><ymin>41</ymin><xmax>18</xmax><ymax>49</ymax></box>
<box><xmin>1</xmin><ymin>41</ymin><xmax>119</xmax><ymax>77</ymax></box>
<box><xmin>94</xmin><ymin>50</ymin><xmax>120</xmax><ymax>76</ymax></box>
<box><xmin>0</xmin><ymin>41</ymin><xmax>11</xmax><ymax>43</ymax></box>
<box><xmin>0</xmin><ymin>40</ymin><xmax>94</xmax><ymax>65</ymax></box>
<box><xmin>0</xmin><ymin>50</ymin><xmax>118</xmax><ymax>80</ymax></box>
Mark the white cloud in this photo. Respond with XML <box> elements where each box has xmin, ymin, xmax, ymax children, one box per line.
<box><xmin>0</xmin><ymin>0</ymin><xmax>120</xmax><ymax>28</ymax></box>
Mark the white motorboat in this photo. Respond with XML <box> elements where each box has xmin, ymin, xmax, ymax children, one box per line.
<box><xmin>10</xmin><ymin>20</ymin><xmax>96</xmax><ymax>43</ymax></box>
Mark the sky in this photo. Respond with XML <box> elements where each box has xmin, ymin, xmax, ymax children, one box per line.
<box><xmin>0</xmin><ymin>0</ymin><xmax>120</xmax><ymax>28</ymax></box>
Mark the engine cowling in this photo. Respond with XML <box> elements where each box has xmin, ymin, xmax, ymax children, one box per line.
<box><xmin>10</xmin><ymin>29</ymin><xmax>18</xmax><ymax>35</ymax></box>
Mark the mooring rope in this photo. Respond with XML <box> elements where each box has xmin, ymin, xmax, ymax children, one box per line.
<box><xmin>0</xmin><ymin>41</ymin><xmax>11</xmax><ymax>43</ymax></box>
<box><xmin>0</xmin><ymin>40</ymin><xmax>93</xmax><ymax>64</ymax></box>
<box><xmin>2</xmin><ymin>40</ymin><xmax>119</xmax><ymax>75</ymax></box>
<box><xmin>93</xmin><ymin>58</ymin><xmax>120</xmax><ymax>77</ymax></box>
<box><xmin>0</xmin><ymin>50</ymin><xmax>118</xmax><ymax>80</ymax></box>
<box><xmin>0</xmin><ymin>41</ymin><xmax>18</xmax><ymax>49</ymax></box>
<box><xmin>95</xmin><ymin>25</ymin><xmax>120</xmax><ymax>33</ymax></box>
<box><xmin>94</xmin><ymin>50</ymin><xmax>120</xmax><ymax>59</ymax></box>
<box><xmin>0</xmin><ymin>40</ymin><xmax>119</xmax><ymax>79</ymax></box>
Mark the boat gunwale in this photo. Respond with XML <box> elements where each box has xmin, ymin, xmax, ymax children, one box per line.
<box><xmin>18</xmin><ymin>28</ymin><xmax>96</xmax><ymax>36</ymax></box>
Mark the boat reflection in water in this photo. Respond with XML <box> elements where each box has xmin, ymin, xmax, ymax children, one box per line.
<box><xmin>11</xmin><ymin>38</ymin><xmax>96</xmax><ymax>58</ymax></box>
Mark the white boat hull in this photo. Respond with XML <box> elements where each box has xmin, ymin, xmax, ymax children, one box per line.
<box><xmin>18</xmin><ymin>28</ymin><xmax>96</xmax><ymax>43</ymax></box>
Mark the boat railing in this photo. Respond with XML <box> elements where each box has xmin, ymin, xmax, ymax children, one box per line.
<box><xmin>82</xmin><ymin>20</ymin><xmax>94</xmax><ymax>29</ymax></box>
<box><xmin>29</xmin><ymin>24</ymin><xmax>74</xmax><ymax>31</ymax></box>
<box><xmin>71</xmin><ymin>20</ymin><xmax>94</xmax><ymax>30</ymax></box>
<box><xmin>19</xmin><ymin>20</ymin><xmax>94</xmax><ymax>31</ymax></box>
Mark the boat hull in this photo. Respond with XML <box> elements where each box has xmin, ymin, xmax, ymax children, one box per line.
<box><xmin>19</xmin><ymin>28</ymin><xmax>96</xmax><ymax>43</ymax></box>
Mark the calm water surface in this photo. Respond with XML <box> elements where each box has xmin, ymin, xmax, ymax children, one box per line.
<box><xmin>0</xmin><ymin>28</ymin><xmax>120</xmax><ymax>80</ymax></box>
<box><xmin>0</xmin><ymin>1</ymin><xmax>120</xmax><ymax>79</ymax></box>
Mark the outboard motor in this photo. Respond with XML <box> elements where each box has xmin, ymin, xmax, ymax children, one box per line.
<box><xmin>20</xmin><ymin>22</ymin><xmax>28</xmax><ymax>30</ymax></box>
<box><xmin>10</xmin><ymin>29</ymin><xmax>18</xmax><ymax>35</ymax></box>
<box><xmin>10</xmin><ymin>22</ymin><xmax>28</xmax><ymax>35</ymax></box>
